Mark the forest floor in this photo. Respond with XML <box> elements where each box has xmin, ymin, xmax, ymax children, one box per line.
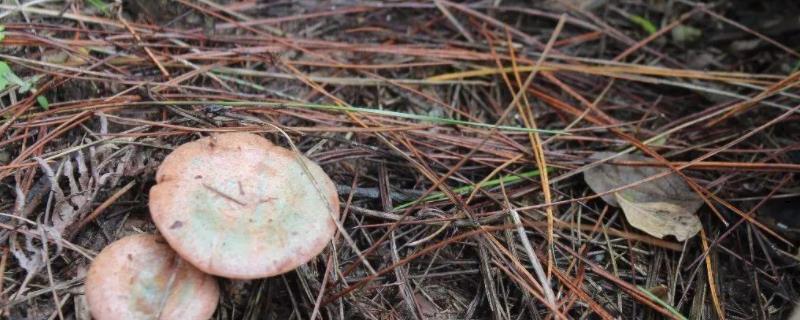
<box><xmin>1</xmin><ymin>0</ymin><xmax>800</xmax><ymax>319</ymax></box>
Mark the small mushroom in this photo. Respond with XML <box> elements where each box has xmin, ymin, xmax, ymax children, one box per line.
<box><xmin>149</xmin><ymin>132</ymin><xmax>339</xmax><ymax>279</ymax></box>
<box><xmin>85</xmin><ymin>234</ymin><xmax>219</xmax><ymax>320</ymax></box>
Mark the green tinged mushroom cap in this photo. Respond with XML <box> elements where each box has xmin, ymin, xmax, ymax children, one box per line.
<box><xmin>148</xmin><ymin>132</ymin><xmax>340</xmax><ymax>279</ymax></box>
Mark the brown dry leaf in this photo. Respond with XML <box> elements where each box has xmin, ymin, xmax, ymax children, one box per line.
<box><xmin>584</xmin><ymin>152</ymin><xmax>703</xmax><ymax>241</ymax></box>
<box><xmin>615</xmin><ymin>193</ymin><xmax>701</xmax><ymax>241</ymax></box>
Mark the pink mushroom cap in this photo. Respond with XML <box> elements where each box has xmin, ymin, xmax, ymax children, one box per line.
<box><xmin>148</xmin><ymin>132</ymin><xmax>340</xmax><ymax>279</ymax></box>
<box><xmin>85</xmin><ymin>234</ymin><xmax>219</xmax><ymax>320</ymax></box>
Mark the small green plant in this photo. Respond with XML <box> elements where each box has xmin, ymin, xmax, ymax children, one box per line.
<box><xmin>0</xmin><ymin>61</ymin><xmax>31</xmax><ymax>92</ymax></box>
<box><xmin>0</xmin><ymin>25</ymin><xmax>6</xmax><ymax>42</ymax></box>
<box><xmin>0</xmin><ymin>61</ymin><xmax>49</xmax><ymax>110</ymax></box>
<box><xmin>87</xmin><ymin>0</ymin><xmax>110</xmax><ymax>16</ymax></box>
<box><xmin>37</xmin><ymin>96</ymin><xmax>50</xmax><ymax>110</ymax></box>
<box><xmin>629</xmin><ymin>15</ymin><xmax>657</xmax><ymax>35</ymax></box>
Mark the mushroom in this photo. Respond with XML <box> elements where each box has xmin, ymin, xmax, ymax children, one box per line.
<box><xmin>148</xmin><ymin>132</ymin><xmax>339</xmax><ymax>279</ymax></box>
<box><xmin>85</xmin><ymin>234</ymin><xmax>219</xmax><ymax>320</ymax></box>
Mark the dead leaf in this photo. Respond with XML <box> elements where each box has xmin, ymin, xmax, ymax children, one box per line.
<box><xmin>616</xmin><ymin>193</ymin><xmax>701</xmax><ymax>241</ymax></box>
<box><xmin>584</xmin><ymin>152</ymin><xmax>703</xmax><ymax>241</ymax></box>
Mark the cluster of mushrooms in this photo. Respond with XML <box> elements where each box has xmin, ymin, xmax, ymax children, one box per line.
<box><xmin>84</xmin><ymin>132</ymin><xmax>340</xmax><ymax>319</ymax></box>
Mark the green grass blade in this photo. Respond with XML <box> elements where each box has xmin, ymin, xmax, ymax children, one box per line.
<box><xmin>393</xmin><ymin>169</ymin><xmax>546</xmax><ymax>211</ymax></box>
<box><xmin>629</xmin><ymin>15</ymin><xmax>657</xmax><ymax>35</ymax></box>
<box><xmin>636</xmin><ymin>286</ymin><xmax>688</xmax><ymax>320</ymax></box>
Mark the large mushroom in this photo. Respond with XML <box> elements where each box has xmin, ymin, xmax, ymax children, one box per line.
<box><xmin>85</xmin><ymin>234</ymin><xmax>219</xmax><ymax>320</ymax></box>
<box><xmin>148</xmin><ymin>132</ymin><xmax>340</xmax><ymax>279</ymax></box>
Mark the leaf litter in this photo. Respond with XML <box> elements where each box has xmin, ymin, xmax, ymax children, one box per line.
<box><xmin>584</xmin><ymin>152</ymin><xmax>703</xmax><ymax>241</ymax></box>
<box><xmin>1</xmin><ymin>1</ymin><xmax>799</xmax><ymax>318</ymax></box>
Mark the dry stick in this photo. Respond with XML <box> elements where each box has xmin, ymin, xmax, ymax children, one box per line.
<box><xmin>499</xmin><ymin>182</ymin><xmax>575</xmax><ymax>316</ymax></box>
<box><xmin>502</xmin><ymin>238</ymin><xmax>614</xmax><ymax>319</ymax></box>
<box><xmin>0</xmin><ymin>111</ymin><xmax>92</xmax><ymax>180</ymax></box>
<box><xmin>699</xmin><ymin>228</ymin><xmax>725</xmax><ymax>320</ymax></box>
<box><xmin>151</xmin><ymin>61</ymin><xmax>227</xmax><ymax>93</ymax></box>
<box><xmin>186</xmin><ymin>6</ymin><xmax>370</xmax><ymax>34</ymax></box>
<box><xmin>709</xmin><ymin>70</ymin><xmax>800</xmax><ymax>126</ymax></box>
<box><xmin>0</xmin><ymin>247</ymin><xmax>7</xmax><ymax>317</ymax></box>
<box><xmin>542</xmin><ymin>79</ymin><xmax>613</xmax><ymax>146</ymax></box>
<box><xmin>164</xmin><ymin>39</ymin><xmax>236</xmax><ymax>92</ymax></box>
<box><xmin>541</xmin><ymin>74</ymin><xmax>620</xmax><ymax>126</ymax></box>
<box><xmin>0</xmin><ymin>248</ymin><xmax>6</xmax><ymax>296</ymax></box>
<box><xmin>320</xmin><ymin>172</ymin><xmax>361</xmax><ymax>310</ymax></box>
<box><xmin>38</xmin><ymin>225</ymin><xmax>63</xmax><ymax>320</ymax></box>
<box><xmin>489</xmin><ymin>252</ymin><xmax>571</xmax><ymax>319</ymax></box>
<box><xmin>434</xmin><ymin>0</ymin><xmax>475</xmax><ymax>43</ymax></box>
<box><xmin>0</xmin><ymin>54</ymin><xmax>127</xmax><ymax>80</ymax></box>
<box><xmin>508</xmin><ymin>14</ymin><xmax>566</xmax><ymax>308</ymax></box>
<box><xmin>309</xmin><ymin>253</ymin><xmax>335</xmax><ymax>320</ymax></box>
<box><xmin>0</xmin><ymin>94</ymin><xmax>36</xmax><ymax>138</ymax></box>
<box><xmin>491</xmin><ymin>262</ymin><xmax>556</xmax><ymax>315</ymax></box>
<box><xmin>480</xmin><ymin>28</ymin><xmax>564</xmax><ymax>310</ymax></box>
<box><xmin>117</xmin><ymin>13</ymin><xmax>170</xmax><ymax>78</ymax></box>
<box><xmin>427</xmin><ymin>59</ymin><xmax>779</xmax><ymax>83</ymax></box>
<box><xmin>0</xmin><ymin>4</ymin><xmax>128</xmax><ymax>28</ymax></box>
<box><xmin>604</xmin><ymin>160</ymin><xmax>800</xmax><ymax>172</ymax></box>
<box><xmin>502</xmin><ymin>25</ymin><xmax>561</xmax><ymax>286</ymax></box>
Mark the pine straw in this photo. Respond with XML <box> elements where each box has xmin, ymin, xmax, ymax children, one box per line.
<box><xmin>0</xmin><ymin>1</ymin><xmax>799</xmax><ymax>319</ymax></box>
